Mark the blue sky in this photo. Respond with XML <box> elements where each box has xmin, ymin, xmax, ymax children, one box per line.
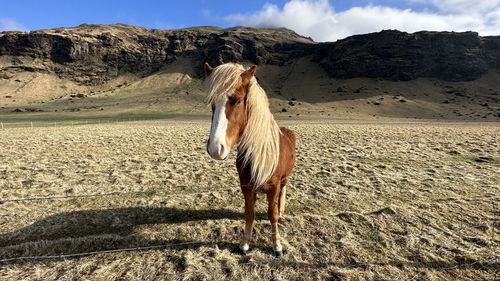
<box><xmin>1</xmin><ymin>0</ymin><xmax>499</xmax><ymax>41</ymax></box>
<box><xmin>1</xmin><ymin>0</ymin><xmax>429</xmax><ymax>30</ymax></box>
<box><xmin>0</xmin><ymin>0</ymin><xmax>284</xmax><ymax>30</ymax></box>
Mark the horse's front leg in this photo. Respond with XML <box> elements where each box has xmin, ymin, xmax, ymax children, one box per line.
<box><xmin>267</xmin><ymin>186</ymin><xmax>283</xmax><ymax>257</ymax></box>
<box><xmin>240</xmin><ymin>187</ymin><xmax>256</xmax><ymax>254</ymax></box>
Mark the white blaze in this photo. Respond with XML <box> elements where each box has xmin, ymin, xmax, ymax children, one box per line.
<box><xmin>208</xmin><ymin>96</ymin><xmax>229</xmax><ymax>160</ymax></box>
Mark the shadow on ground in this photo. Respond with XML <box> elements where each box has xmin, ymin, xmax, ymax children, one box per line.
<box><xmin>1</xmin><ymin>207</ymin><xmax>496</xmax><ymax>272</ymax></box>
<box><xmin>0</xmin><ymin>207</ymin><xmax>268</xmax><ymax>264</ymax></box>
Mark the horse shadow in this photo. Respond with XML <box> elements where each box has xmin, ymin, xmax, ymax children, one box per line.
<box><xmin>0</xmin><ymin>207</ymin><xmax>269</xmax><ymax>264</ymax></box>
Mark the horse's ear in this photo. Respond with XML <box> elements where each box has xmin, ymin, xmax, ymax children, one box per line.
<box><xmin>204</xmin><ymin>62</ymin><xmax>214</xmax><ymax>75</ymax></box>
<box><xmin>241</xmin><ymin>65</ymin><xmax>257</xmax><ymax>85</ymax></box>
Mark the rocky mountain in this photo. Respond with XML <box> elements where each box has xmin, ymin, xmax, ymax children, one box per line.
<box><xmin>1</xmin><ymin>24</ymin><xmax>499</xmax><ymax>85</ymax></box>
<box><xmin>0</xmin><ymin>24</ymin><xmax>314</xmax><ymax>85</ymax></box>
<box><xmin>0</xmin><ymin>24</ymin><xmax>499</xmax><ymax>120</ymax></box>
<box><xmin>314</xmin><ymin>30</ymin><xmax>500</xmax><ymax>81</ymax></box>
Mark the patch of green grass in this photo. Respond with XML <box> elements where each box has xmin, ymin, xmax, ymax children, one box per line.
<box><xmin>449</xmin><ymin>154</ymin><xmax>500</xmax><ymax>166</ymax></box>
<box><xmin>0</xmin><ymin>111</ymin><xmax>210</xmax><ymax>128</ymax></box>
<box><xmin>359</xmin><ymin>228</ymin><xmax>386</xmax><ymax>253</ymax></box>
<box><xmin>358</xmin><ymin>156</ymin><xmax>402</xmax><ymax>166</ymax></box>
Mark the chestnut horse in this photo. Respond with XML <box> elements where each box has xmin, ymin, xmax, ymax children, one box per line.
<box><xmin>203</xmin><ymin>62</ymin><xmax>296</xmax><ymax>257</ymax></box>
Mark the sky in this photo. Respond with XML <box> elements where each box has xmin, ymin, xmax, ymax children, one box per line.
<box><xmin>1</xmin><ymin>0</ymin><xmax>499</xmax><ymax>41</ymax></box>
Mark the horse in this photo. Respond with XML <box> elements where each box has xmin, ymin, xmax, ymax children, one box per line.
<box><xmin>203</xmin><ymin>62</ymin><xmax>296</xmax><ymax>257</ymax></box>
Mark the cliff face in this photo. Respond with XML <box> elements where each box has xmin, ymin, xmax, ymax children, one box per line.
<box><xmin>0</xmin><ymin>24</ymin><xmax>314</xmax><ymax>85</ymax></box>
<box><xmin>313</xmin><ymin>30</ymin><xmax>498</xmax><ymax>81</ymax></box>
<box><xmin>0</xmin><ymin>24</ymin><xmax>499</xmax><ymax>85</ymax></box>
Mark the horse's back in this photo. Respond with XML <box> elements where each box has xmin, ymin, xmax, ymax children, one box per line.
<box><xmin>280</xmin><ymin>127</ymin><xmax>296</xmax><ymax>150</ymax></box>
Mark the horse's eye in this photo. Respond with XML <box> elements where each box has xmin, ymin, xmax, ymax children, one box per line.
<box><xmin>229</xmin><ymin>97</ymin><xmax>240</xmax><ymax>105</ymax></box>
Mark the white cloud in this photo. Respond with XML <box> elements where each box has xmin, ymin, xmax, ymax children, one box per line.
<box><xmin>224</xmin><ymin>0</ymin><xmax>500</xmax><ymax>42</ymax></box>
<box><xmin>0</xmin><ymin>18</ymin><xmax>26</xmax><ymax>31</ymax></box>
<box><xmin>426</xmin><ymin>0</ymin><xmax>500</xmax><ymax>14</ymax></box>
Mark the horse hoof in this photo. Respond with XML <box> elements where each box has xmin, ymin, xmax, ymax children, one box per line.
<box><xmin>274</xmin><ymin>250</ymin><xmax>283</xmax><ymax>258</ymax></box>
<box><xmin>239</xmin><ymin>242</ymin><xmax>250</xmax><ymax>255</ymax></box>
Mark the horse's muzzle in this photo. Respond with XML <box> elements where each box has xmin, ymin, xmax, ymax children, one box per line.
<box><xmin>207</xmin><ymin>140</ymin><xmax>228</xmax><ymax>160</ymax></box>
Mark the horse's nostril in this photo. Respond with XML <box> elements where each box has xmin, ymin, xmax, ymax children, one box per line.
<box><xmin>219</xmin><ymin>144</ymin><xmax>225</xmax><ymax>156</ymax></box>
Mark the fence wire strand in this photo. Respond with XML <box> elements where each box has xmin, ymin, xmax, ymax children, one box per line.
<box><xmin>0</xmin><ymin>191</ymin><xmax>144</xmax><ymax>203</ymax></box>
<box><xmin>0</xmin><ymin>241</ymin><xmax>212</xmax><ymax>263</ymax></box>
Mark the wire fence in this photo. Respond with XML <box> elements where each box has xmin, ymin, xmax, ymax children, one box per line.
<box><xmin>0</xmin><ymin>191</ymin><xmax>149</xmax><ymax>203</ymax></box>
<box><xmin>0</xmin><ymin>118</ymin><xmax>165</xmax><ymax>129</ymax></box>
<box><xmin>0</xmin><ymin>241</ymin><xmax>212</xmax><ymax>263</ymax></box>
<box><xmin>0</xmin><ymin>180</ymin><xmax>497</xmax><ymax>276</ymax></box>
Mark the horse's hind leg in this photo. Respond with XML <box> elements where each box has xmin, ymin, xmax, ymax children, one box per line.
<box><xmin>278</xmin><ymin>178</ymin><xmax>288</xmax><ymax>218</ymax></box>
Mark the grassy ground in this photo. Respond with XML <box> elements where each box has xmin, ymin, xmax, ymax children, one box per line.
<box><xmin>0</xmin><ymin>120</ymin><xmax>498</xmax><ymax>280</ymax></box>
<box><xmin>0</xmin><ymin>112</ymin><xmax>209</xmax><ymax>128</ymax></box>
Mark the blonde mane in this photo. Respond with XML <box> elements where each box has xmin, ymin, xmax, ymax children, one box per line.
<box><xmin>205</xmin><ymin>63</ymin><xmax>280</xmax><ymax>189</ymax></box>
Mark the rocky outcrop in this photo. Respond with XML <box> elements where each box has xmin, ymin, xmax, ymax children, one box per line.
<box><xmin>0</xmin><ymin>25</ymin><xmax>499</xmax><ymax>84</ymax></box>
<box><xmin>0</xmin><ymin>24</ymin><xmax>313</xmax><ymax>85</ymax></box>
<box><xmin>482</xmin><ymin>36</ymin><xmax>500</xmax><ymax>69</ymax></box>
<box><xmin>313</xmin><ymin>30</ymin><xmax>498</xmax><ymax>81</ymax></box>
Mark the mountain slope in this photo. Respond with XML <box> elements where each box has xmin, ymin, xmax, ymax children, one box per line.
<box><xmin>0</xmin><ymin>24</ymin><xmax>499</xmax><ymax>120</ymax></box>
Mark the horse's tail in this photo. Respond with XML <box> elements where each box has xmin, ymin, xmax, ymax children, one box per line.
<box><xmin>278</xmin><ymin>127</ymin><xmax>296</xmax><ymax>218</ymax></box>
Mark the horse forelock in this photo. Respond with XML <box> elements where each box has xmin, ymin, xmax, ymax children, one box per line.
<box><xmin>205</xmin><ymin>63</ymin><xmax>245</xmax><ymax>106</ymax></box>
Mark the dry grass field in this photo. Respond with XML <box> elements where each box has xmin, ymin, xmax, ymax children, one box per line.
<box><xmin>0</xmin><ymin>120</ymin><xmax>498</xmax><ymax>280</ymax></box>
